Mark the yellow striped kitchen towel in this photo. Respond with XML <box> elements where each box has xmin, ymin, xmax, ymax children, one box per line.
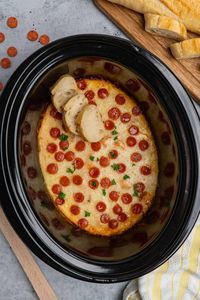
<box><xmin>123</xmin><ymin>215</ymin><xmax>200</xmax><ymax>300</ymax></box>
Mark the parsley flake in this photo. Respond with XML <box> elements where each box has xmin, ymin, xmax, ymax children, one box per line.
<box><xmin>96</xmin><ymin>157</ymin><xmax>100</xmax><ymax>162</ymax></box>
<box><xmin>133</xmin><ymin>190</ymin><xmax>139</xmax><ymax>197</ymax></box>
<box><xmin>111</xmin><ymin>179</ymin><xmax>116</xmax><ymax>185</ymax></box>
<box><xmin>66</xmin><ymin>166</ymin><xmax>75</xmax><ymax>174</ymax></box>
<box><xmin>132</xmin><ymin>163</ymin><xmax>136</xmax><ymax>166</ymax></box>
<box><xmin>59</xmin><ymin>134</ymin><xmax>68</xmax><ymax>141</ymax></box>
<box><xmin>112</xmin><ymin>129</ymin><xmax>118</xmax><ymax>135</ymax></box>
<box><xmin>84</xmin><ymin>210</ymin><xmax>91</xmax><ymax>217</ymax></box>
<box><xmin>58</xmin><ymin>192</ymin><xmax>65</xmax><ymax>199</ymax></box>
<box><xmin>89</xmin><ymin>155</ymin><xmax>95</xmax><ymax>161</ymax></box>
<box><xmin>111</xmin><ymin>163</ymin><xmax>120</xmax><ymax>171</ymax></box>
<box><xmin>113</xmin><ymin>136</ymin><xmax>118</xmax><ymax>141</ymax></box>
<box><xmin>91</xmin><ymin>181</ymin><xmax>97</xmax><ymax>187</ymax></box>
<box><xmin>61</xmin><ymin>234</ymin><xmax>71</xmax><ymax>242</ymax></box>
<box><xmin>109</xmin><ymin>151</ymin><xmax>116</xmax><ymax>158</ymax></box>
<box><xmin>102</xmin><ymin>189</ymin><xmax>106</xmax><ymax>196</ymax></box>
<box><xmin>123</xmin><ymin>174</ymin><xmax>130</xmax><ymax>180</ymax></box>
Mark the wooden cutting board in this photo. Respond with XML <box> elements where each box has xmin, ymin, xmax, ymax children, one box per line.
<box><xmin>94</xmin><ymin>0</ymin><xmax>200</xmax><ymax>103</ymax></box>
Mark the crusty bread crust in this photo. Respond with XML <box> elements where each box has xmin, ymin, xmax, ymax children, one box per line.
<box><xmin>38</xmin><ymin>79</ymin><xmax>158</xmax><ymax>236</ymax></box>
<box><xmin>145</xmin><ymin>13</ymin><xmax>187</xmax><ymax>41</ymax></box>
<box><xmin>170</xmin><ymin>38</ymin><xmax>200</xmax><ymax>59</ymax></box>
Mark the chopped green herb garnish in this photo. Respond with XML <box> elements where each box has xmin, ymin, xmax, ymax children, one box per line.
<box><xmin>112</xmin><ymin>129</ymin><xmax>118</xmax><ymax>135</ymax></box>
<box><xmin>89</xmin><ymin>155</ymin><xmax>95</xmax><ymax>161</ymax></box>
<box><xmin>111</xmin><ymin>179</ymin><xmax>116</xmax><ymax>185</ymax></box>
<box><xmin>59</xmin><ymin>134</ymin><xmax>68</xmax><ymax>141</ymax></box>
<box><xmin>58</xmin><ymin>192</ymin><xmax>65</xmax><ymax>199</ymax></box>
<box><xmin>109</xmin><ymin>151</ymin><xmax>116</xmax><ymax>158</ymax></box>
<box><xmin>123</xmin><ymin>174</ymin><xmax>130</xmax><ymax>180</ymax></box>
<box><xmin>66</xmin><ymin>166</ymin><xmax>75</xmax><ymax>174</ymax></box>
<box><xmin>102</xmin><ymin>189</ymin><xmax>106</xmax><ymax>196</ymax></box>
<box><xmin>61</xmin><ymin>234</ymin><xmax>71</xmax><ymax>242</ymax></box>
<box><xmin>84</xmin><ymin>210</ymin><xmax>91</xmax><ymax>217</ymax></box>
<box><xmin>132</xmin><ymin>163</ymin><xmax>136</xmax><ymax>166</ymax></box>
<box><xmin>111</xmin><ymin>163</ymin><xmax>120</xmax><ymax>171</ymax></box>
<box><xmin>113</xmin><ymin>136</ymin><xmax>118</xmax><ymax>141</ymax></box>
<box><xmin>133</xmin><ymin>190</ymin><xmax>139</xmax><ymax>197</ymax></box>
<box><xmin>96</xmin><ymin>157</ymin><xmax>100</xmax><ymax>162</ymax></box>
<box><xmin>87</xmin><ymin>199</ymin><xmax>91</xmax><ymax>203</ymax></box>
<box><xmin>92</xmin><ymin>181</ymin><xmax>97</xmax><ymax>187</ymax></box>
<box><xmin>41</xmin><ymin>200</ymin><xmax>51</xmax><ymax>209</ymax></box>
<box><xmin>63</xmin><ymin>147</ymin><xmax>68</xmax><ymax>151</ymax></box>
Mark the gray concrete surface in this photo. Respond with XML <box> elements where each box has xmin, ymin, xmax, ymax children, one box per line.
<box><xmin>0</xmin><ymin>1</ymin><xmax>127</xmax><ymax>299</ymax></box>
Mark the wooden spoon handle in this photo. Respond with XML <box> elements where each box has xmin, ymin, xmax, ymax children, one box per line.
<box><xmin>0</xmin><ymin>207</ymin><xmax>58</xmax><ymax>300</ymax></box>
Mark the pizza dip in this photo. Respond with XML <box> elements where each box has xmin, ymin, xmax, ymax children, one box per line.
<box><xmin>38</xmin><ymin>76</ymin><xmax>158</xmax><ymax>236</ymax></box>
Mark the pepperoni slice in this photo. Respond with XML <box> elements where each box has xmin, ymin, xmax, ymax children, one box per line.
<box><xmin>65</xmin><ymin>151</ymin><xmax>75</xmax><ymax>161</ymax></box>
<box><xmin>59</xmin><ymin>140</ymin><xmax>69</xmax><ymax>150</ymax></box>
<box><xmin>0</xmin><ymin>32</ymin><xmax>5</xmax><ymax>43</ymax></box>
<box><xmin>100</xmin><ymin>213</ymin><xmax>110</xmax><ymax>224</ymax></box>
<box><xmin>121</xmin><ymin>193</ymin><xmax>132</xmax><ymax>204</ymax></box>
<box><xmin>104</xmin><ymin>120</ymin><xmax>115</xmax><ymax>130</ymax></box>
<box><xmin>131</xmin><ymin>152</ymin><xmax>142</xmax><ymax>162</ymax></box>
<box><xmin>78</xmin><ymin>218</ymin><xmax>88</xmax><ymax>229</ymax></box>
<box><xmin>100</xmin><ymin>177</ymin><xmax>110</xmax><ymax>188</ymax></box>
<box><xmin>60</xmin><ymin>176</ymin><xmax>70</xmax><ymax>186</ymax></box>
<box><xmin>89</xmin><ymin>167</ymin><xmax>100</xmax><ymax>178</ymax></box>
<box><xmin>37</xmin><ymin>191</ymin><xmax>48</xmax><ymax>201</ymax></box>
<box><xmin>55</xmin><ymin>197</ymin><xmax>65</xmax><ymax>205</ymax></box>
<box><xmin>47</xmin><ymin>143</ymin><xmax>57</xmax><ymax>153</ymax></box>
<box><xmin>55</xmin><ymin>151</ymin><xmax>65</xmax><ymax>162</ymax></box>
<box><xmin>113</xmin><ymin>204</ymin><xmax>122</xmax><ymax>215</ymax></box>
<box><xmin>99</xmin><ymin>156</ymin><xmax>110</xmax><ymax>167</ymax></box>
<box><xmin>126</xmin><ymin>136</ymin><xmax>136</xmax><ymax>147</ymax></box>
<box><xmin>85</xmin><ymin>90</ymin><xmax>95</xmax><ymax>101</ymax></box>
<box><xmin>115</xmin><ymin>94</ymin><xmax>125</xmax><ymax>105</ymax></box>
<box><xmin>91</xmin><ymin>142</ymin><xmax>101</xmax><ymax>151</ymax></box>
<box><xmin>117</xmin><ymin>213</ymin><xmax>127</xmax><ymax>222</ymax></box>
<box><xmin>126</xmin><ymin>79</ymin><xmax>140</xmax><ymax>92</ymax></box>
<box><xmin>50</xmin><ymin>127</ymin><xmax>60</xmax><ymax>138</ymax></box>
<box><xmin>77</xmin><ymin>79</ymin><xmax>87</xmax><ymax>90</ymax></box>
<box><xmin>139</xmin><ymin>140</ymin><xmax>149</xmax><ymax>151</ymax></box>
<box><xmin>7</xmin><ymin>17</ymin><xmax>18</xmax><ymax>28</ymax></box>
<box><xmin>108</xmin><ymin>107</ymin><xmax>121</xmax><ymax>120</ymax></box>
<box><xmin>1</xmin><ymin>58</ymin><xmax>11</xmax><ymax>69</ymax></box>
<box><xmin>39</xmin><ymin>34</ymin><xmax>50</xmax><ymax>45</ymax></box>
<box><xmin>134</xmin><ymin>182</ymin><xmax>145</xmax><ymax>193</ymax></box>
<box><xmin>73</xmin><ymin>68</ymin><xmax>86</xmax><ymax>77</ymax></box>
<box><xmin>109</xmin><ymin>219</ymin><xmax>118</xmax><ymax>229</ymax></box>
<box><xmin>161</xmin><ymin>132</ymin><xmax>171</xmax><ymax>145</ymax></box>
<box><xmin>117</xmin><ymin>163</ymin><xmax>126</xmax><ymax>173</ymax></box>
<box><xmin>164</xmin><ymin>162</ymin><xmax>175</xmax><ymax>177</ymax></box>
<box><xmin>109</xmin><ymin>150</ymin><xmax>118</xmax><ymax>159</ymax></box>
<box><xmin>73</xmin><ymin>192</ymin><xmax>84</xmax><ymax>203</ymax></box>
<box><xmin>75</xmin><ymin>140</ymin><xmax>86</xmax><ymax>151</ymax></box>
<box><xmin>109</xmin><ymin>191</ymin><xmax>119</xmax><ymax>202</ymax></box>
<box><xmin>104</xmin><ymin>62</ymin><xmax>121</xmax><ymax>74</ymax></box>
<box><xmin>132</xmin><ymin>203</ymin><xmax>143</xmax><ymax>214</ymax></box>
<box><xmin>98</xmin><ymin>88</ymin><xmax>109</xmax><ymax>99</ymax></box>
<box><xmin>120</xmin><ymin>113</ymin><xmax>131</xmax><ymax>123</ymax></box>
<box><xmin>22</xmin><ymin>121</ymin><xmax>31</xmax><ymax>135</ymax></box>
<box><xmin>52</xmin><ymin>184</ymin><xmax>62</xmax><ymax>194</ymax></box>
<box><xmin>50</xmin><ymin>107</ymin><xmax>62</xmax><ymax>120</ymax></box>
<box><xmin>88</xmin><ymin>179</ymin><xmax>99</xmax><ymax>189</ymax></box>
<box><xmin>47</xmin><ymin>163</ymin><xmax>58</xmax><ymax>174</ymax></box>
<box><xmin>132</xmin><ymin>105</ymin><xmax>142</xmax><ymax>116</ymax></box>
<box><xmin>74</xmin><ymin>157</ymin><xmax>84</xmax><ymax>169</ymax></box>
<box><xmin>70</xmin><ymin>205</ymin><xmax>80</xmax><ymax>215</ymax></box>
<box><xmin>96</xmin><ymin>201</ymin><xmax>106</xmax><ymax>212</ymax></box>
<box><xmin>141</xmin><ymin>166</ymin><xmax>151</xmax><ymax>175</ymax></box>
<box><xmin>73</xmin><ymin>175</ymin><xmax>83</xmax><ymax>185</ymax></box>
<box><xmin>27</xmin><ymin>167</ymin><xmax>37</xmax><ymax>178</ymax></box>
<box><xmin>23</xmin><ymin>142</ymin><xmax>32</xmax><ymax>155</ymax></box>
<box><xmin>128</xmin><ymin>125</ymin><xmax>139</xmax><ymax>136</ymax></box>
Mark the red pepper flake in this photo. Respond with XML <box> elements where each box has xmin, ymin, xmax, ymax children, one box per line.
<box><xmin>7</xmin><ymin>17</ymin><xmax>18</xmax><ymax>28</ymax></box>
<box><xmin>0</xmin><ymin>82</ymin><xmax>4</xmax><ymax>91</ymax></box>
<box><xmin>7</xmin><ymin>46</ymin><xmax>18</xmax><ymax>57</ymax></box>
<box><xmin>1</xmin><ymin>58</ymin><xmax>11</xmax><ymax>69</ymax></box>
<box><xmin>39</xmin><ymin>34</ymin><xmax>50</xmax><ymax>45</ymax></box>
<box><xmin>27</xmin><ymin>30</ymin><xmax>39</xmax><ymax>41</ymax></box>
<box><xmin>0</xmin><ymin>32</ymin><xmax>5</xmax><ymax>43</ymax></box>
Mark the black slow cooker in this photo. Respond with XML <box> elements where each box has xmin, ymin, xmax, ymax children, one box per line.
<box><xmin>0</xmin><ymin>35</ymin><xmax>200</xmax><ymax>283</ymax></box>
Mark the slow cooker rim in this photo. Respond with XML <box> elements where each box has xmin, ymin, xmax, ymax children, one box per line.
<box><xmin>0</xmin><ymin>35</ymin><xmax>199</xmax><ymax>282</ymax></box>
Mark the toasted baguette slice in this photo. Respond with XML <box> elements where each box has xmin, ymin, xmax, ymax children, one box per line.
<box><xmin>144</xmin><ymin>14</ymin><xmax>187</xmax><ymax>41</ymax></box>
<box><xmin>170</xmin><ymin>38</ymin><xmax>200</xmax><ymax>59</ymax></box>
<box><xmin>76</xmin><ymin>104</ymin><xmax>105</xmax><ymax>142</ymax></box>
<box><xmin>108</xmin><ymin>0</ymin><xmax>200</xmax><ymax>34</ymax></box>
<box><xmin>63</xmin><ymin>94</ymin><xmax>87</xmax><ymax>135</ymax></box>
<box><xmin>50</xmin><ymin>75</ymin><xmax>77</xmax><ymax>113</ymax></box>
